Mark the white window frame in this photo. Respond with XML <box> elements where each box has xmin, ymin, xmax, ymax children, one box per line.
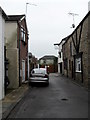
<box><xmin>21</xmin><ymin>27</ymin><xmax>25</xmax><ymax>42</ymax></box>
<box><xmin>22</xmin><ymin>60</ymin><xmax>25</xmax><ymax>82</ymax></box>
<box><xmin>75</xmin><ymin>57</ymin><xmax>81</xmax><ymax>72</ymax></box>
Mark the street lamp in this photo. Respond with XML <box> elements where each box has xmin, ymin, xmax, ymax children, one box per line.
<box><xmin>25</xmin><ymin>2</ymin><xmax>37</xmax><ymax>80</ymax></box>
<box><xmin>26</xmin><ymin>2</ymin><xmax>37</xmax><ymax>15</ymax></box>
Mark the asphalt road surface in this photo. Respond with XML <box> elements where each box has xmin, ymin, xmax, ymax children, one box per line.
<box><xmin>7</xmin><ymin>73</ymin><xmax>88</xmax><ymax>118</ymax></box>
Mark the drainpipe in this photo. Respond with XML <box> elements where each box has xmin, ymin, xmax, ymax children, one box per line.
<box><xmin>4</xmin><ymin>46</ymin><xmax>6</xmax><ymax>95</ymax></box>
<box><xmin>27</xmin><ymin>33</ymin><xmax>29</xmax><ymax>80</ymax></box>
<box><xmin>18</xmin><ymin>22</ymin><xmax>21</xmax><ymax>87</ymax></box>
<box><xmin>81</xmin><ymin>53</ymin><xmax>83</xmax><ymax>83</ymax></box>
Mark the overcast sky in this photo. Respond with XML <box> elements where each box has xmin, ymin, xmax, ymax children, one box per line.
<box><xmin>0</xmin><ymin>0</ymin><xmax>89</xmax><ymax>59</ymax></box>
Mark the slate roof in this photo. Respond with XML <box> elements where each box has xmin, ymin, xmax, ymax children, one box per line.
<box><xmin>39</xmin><ymin>55</ymin><xmax>57</xmax><ymax>60</ymax></box>
<box><xmin>6</xmin><ymin>14</ymin><xmax>25</xmax><ymax>21</ymax></box>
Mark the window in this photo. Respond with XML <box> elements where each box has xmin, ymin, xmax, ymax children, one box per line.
<box><xmin>46</xmin><ymin>59</ymin><xmax>54</xmax><ymax>64</ymax></box>
<box><xmin>33</xmin><ymin>68</ymin><xmax>46</xmax><ymax>74</ymax></box>
<box><xmin>69</xmin><ymin>60</ymin><xmax>71</xmax><ymax>71</ymax></box>
<box><xmin>40</xmin><ymin>60</ymin><xmax>44</xmax><ymax>65</ymax></box>
<box><xmin>75</xmin><ymin>58</ymin><xmax>81</xmax><ymax>72</ymax></box>
<box><xmin>21</xmin><ymin>28</ymin><xmax>25</xmax><ymax>42</ymax></box>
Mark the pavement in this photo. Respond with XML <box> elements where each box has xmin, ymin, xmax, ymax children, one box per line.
<box><xmin>1</xmin><ymin>81</ymin><xmax>29</xmax><ymax>119</ymax></box>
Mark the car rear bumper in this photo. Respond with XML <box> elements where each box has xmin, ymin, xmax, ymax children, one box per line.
<box><xmin>29</xmin><ymin>78</ymin><xmax>49</xmax><ymax>86</ymax></box>
<box><xmin>30</xmin><ymin>79</ymin><xmax>49</xmax><ymax>83</ymax></box>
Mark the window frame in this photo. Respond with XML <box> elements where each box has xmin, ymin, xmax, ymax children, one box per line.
<box><xmin>75</xmin><ymin>57</ymin><xmax>82</xmax><ymax>73</ymax></box>
<box><xmin>21</xmin><ymin>27</ymin><xmax>26</xmax><ymax>42</ymax></box>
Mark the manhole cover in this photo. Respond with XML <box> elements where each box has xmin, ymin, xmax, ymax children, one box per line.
<box><xmin>61</xmin><ymin>98</ymin><xmax>68</xmax><ymax>101</ymax></box>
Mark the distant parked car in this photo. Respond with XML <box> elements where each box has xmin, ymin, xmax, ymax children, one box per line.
<box><xmin>29</xmin><ymin>68</ymin><xmax>49</xmax><ymax>86</ymax></box>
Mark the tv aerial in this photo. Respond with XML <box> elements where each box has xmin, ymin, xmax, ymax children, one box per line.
<box><xmin>68</xmin><ymin>12</ymin><xmax>79</xmax><ymax>28</ymax></box>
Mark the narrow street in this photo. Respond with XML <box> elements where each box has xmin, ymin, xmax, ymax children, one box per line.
<box><xmin>7</xmin><ymin>73</ymin><xmax>88</xmax><ymax>118</ymax></box>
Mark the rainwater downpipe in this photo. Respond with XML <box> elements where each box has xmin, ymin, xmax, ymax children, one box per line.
<box><xmin>18</xmin><ymin>22</ymin><xmax>21</xmax><ymax>87</ymax></box>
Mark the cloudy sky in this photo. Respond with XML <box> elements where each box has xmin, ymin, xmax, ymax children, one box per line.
<box><xmin>0</xmin><ymin>0</ymin><xmax>89</xmax><ymax>58</ymax></box>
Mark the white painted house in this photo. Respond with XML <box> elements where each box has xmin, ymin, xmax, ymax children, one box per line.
<box><xmin>54</xmin><ymin>38</ymin><xmax>65</xmax><ymax>74</ymax></box>
<box><xmin>0</xmin><ymin>7</ymin><xmax>7</xmax><ymax>100</ymax></box>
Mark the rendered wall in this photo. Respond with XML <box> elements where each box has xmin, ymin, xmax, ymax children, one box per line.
<box><xmin>6</xmin><ymin>49</ymin><xmax>19</xmax><ymax>88</ymax></box>
<box><xmin>5</xmin><ymin>22</ymin><xmax>17</xmax><ymax>49</ymax></box>
<box><xmin>0</xmin><ymin>11</ymin><xmax>5</xmax><ymax>100</ymax></box>
<box><xmin>5</xmin><ymin>22</ymin><xmax>19</xmax><ymax>89</ymax></box>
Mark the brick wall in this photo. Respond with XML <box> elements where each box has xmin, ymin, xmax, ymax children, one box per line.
<box><xmin>19</xmin><ymin>18</ymin><xmax>28</xmax><ymax>81</ymax></box>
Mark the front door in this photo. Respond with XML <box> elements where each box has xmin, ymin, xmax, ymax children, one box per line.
<box><xmin>72</xmin><ymin>61</ymin><xmax>73</xmax><ymax>78</ymax></box>
<box><xmin>60</xmin><ymin>63</ymin><xmax>62</xmax><ymax>74</ymax></box>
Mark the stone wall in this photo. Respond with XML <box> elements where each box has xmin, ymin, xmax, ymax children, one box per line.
<box><xmin>5</xmin><ymin>22</ymin><xmax>19</xmax><ymax>89</ymax></box>
<box><xmin>62</xmin><ymin>12</ymin><xmax>89</xmax><ymax>88</ymax></box>
<box><xmin>88</xmin><ymin>13</ymin><xmax>90</xmax><ymax>87</ymax></box>
<box><xmin>80</xmin><ymin>17</ymin><xmax>88</xmax><ymax>87</ymax></box>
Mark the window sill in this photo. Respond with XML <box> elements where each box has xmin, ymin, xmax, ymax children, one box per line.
<box><xmin>75</xmin><ymin>71</ymin><xmax>82</xmax><ymax>73</ymax></box>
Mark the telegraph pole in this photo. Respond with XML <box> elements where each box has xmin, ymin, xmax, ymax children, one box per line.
<box><xmin>25</xmin><ymin>2</ymin><xmax>37</xmax><ymax>80</ymax></box>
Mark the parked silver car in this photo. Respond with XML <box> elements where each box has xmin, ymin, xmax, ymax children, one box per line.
<box><xmin>29</xmin><ymin>68</ymin><xmax>49</xmax><ymax>86</ymax></box>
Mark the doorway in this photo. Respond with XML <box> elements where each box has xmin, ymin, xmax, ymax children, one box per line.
<box><xmin>60</xmin><ymin>63</ymin><xmax>62</xmax><ymax>74</ymax></box>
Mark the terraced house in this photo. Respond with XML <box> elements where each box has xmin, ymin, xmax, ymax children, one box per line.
<box><xmin>5</xmin><ymin>15</ymin><xmax>29</xmax><ymax>89</ymax></box>
<box><xmin>62</xmin><ymin>11</ymin><xmax>90</xmax><ymax>88</ymax></box>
